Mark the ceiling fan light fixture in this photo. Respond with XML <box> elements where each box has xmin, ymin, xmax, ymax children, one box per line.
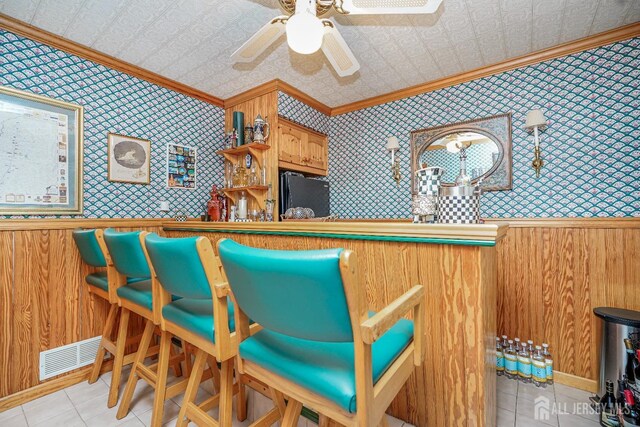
<box><xmin>286</xmin><ymin>10</ymin><xmax>324</xmax><ymax>54</ymax></box>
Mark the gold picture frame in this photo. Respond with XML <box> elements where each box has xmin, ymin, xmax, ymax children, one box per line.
<box><xmin>107</xmin><ymin>132</ymin><xmax>151</xmax><ymax>184</ymax></box>
<box><xmin>0</xmin><ymin>85</ymin><xmax>84</xmax><ymax>215</ymax></box>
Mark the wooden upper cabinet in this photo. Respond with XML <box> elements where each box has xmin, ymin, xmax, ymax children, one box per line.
<box><xmin>278</xmin><ymin>122</ymin><xmax>303</xmax><ymax>165</ymax></box>
<box><xmin>277</xmin><ymin>118</ymin><xmax>328</xmax><ymax>176</ymax></box>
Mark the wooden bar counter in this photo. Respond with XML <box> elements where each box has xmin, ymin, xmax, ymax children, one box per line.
<box><xmin>164</xmin><ymin>221</ymin><xmax>508</xmax><ymax>426</ymax></box>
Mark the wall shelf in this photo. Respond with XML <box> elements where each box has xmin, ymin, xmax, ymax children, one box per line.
<box><xmin>221</xmin><ymin>186</ymin><xmax>269</xmax><ymax>209</ymax></box>
<box><xmin>217</xmin><ymin>143</ymin><xmax>270</xmax><ymax>169</ymax></box>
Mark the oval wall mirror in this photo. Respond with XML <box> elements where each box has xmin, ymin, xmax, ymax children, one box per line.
<box><xmin>410</xmin><ymin>113</ymin><xmax>513</xmax><ymax>192</ymax></box>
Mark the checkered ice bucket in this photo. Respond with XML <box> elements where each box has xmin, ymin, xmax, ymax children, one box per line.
<box><xmin>437</xmin><ymin>185</ymin><xmax>481</xmax><ymax>224</ymax></box>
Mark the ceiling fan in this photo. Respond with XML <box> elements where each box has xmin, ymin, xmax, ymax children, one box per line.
<box><xmin>231</xmin><ymin>0</ymin><xmax>444</xmax><ymax>77</ymax></box>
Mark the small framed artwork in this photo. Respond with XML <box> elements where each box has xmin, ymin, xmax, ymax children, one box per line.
<box><xmin>167</xmin><ymin>143</ymin><xmax>196</xmax><ymax>190</ymax></box>
<box><xmin>0</xmin><ymin>85</ymin><xmax>84</xmax><ymax>215</ymax></box>
<box><xmin>107</xmin><ymin>133</ymin><xmax>151</xmax><ymax>184</ymax></box>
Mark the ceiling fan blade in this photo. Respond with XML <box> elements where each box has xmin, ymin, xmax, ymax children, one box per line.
<box><xmin>336</xmin><ymin>0</ymin><xmax>443</xmax><ymax>14</ymax></box>
<box><xmin>231</xmin><ymin>16</ymin><xmax>287</xmax><ymax>63</ymax></box>
<box><xmin>321</xmin><ymin>21</ymin><xmax>360</xmax><ymax>77</ymax></box>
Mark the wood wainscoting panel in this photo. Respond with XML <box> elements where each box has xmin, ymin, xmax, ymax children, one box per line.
<box><xmin>0</xmin><ymin>222</ymin><xmax>164</xmax><ymax>402</ymax></box>
<box><xmin>167</xmin><ymin>229</ymin><xmax>499</xmax><ymax>426</ymax></box>
<box><xmin>497</xmin><ymin>224</ymin><xmax>640</xmax><ymax>385</ymax></box>
<box><xmin>0</xmin><ymin>231</ymin><xmax>13</xmax><ymax>398</ymax></box>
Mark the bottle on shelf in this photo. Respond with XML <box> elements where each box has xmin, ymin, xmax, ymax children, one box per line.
<box><xmin>496</xmin><ymin>337</ymin><xmax>505</xmax><ymax>376</ymax></box>
<box><xmin>532</xmin><ymin>345</ymin><xmax>547</xmax><ymax>388</ymax></box>
<box><xmin>635</xmin><ymin>349</ymin><xmax>640</xmax><ymax>391</ymax></box>
<box><xmin>542</xmin><ymin>343</ymin><xmax>554</xmax><ymax>385</ymax></box>
<box><xmin>528</xmin><ymin>340</ymin><xmax>534</xmax><ymax>357</ymax></box>
<box><xmin>599</xmin><ymin>379</ymin><xmax>620</xmax><ymax>427</ymax></box>
<box><xmin>237</xmin><ymin>191</ymin><xmax>248</xmax><ymax>220</ymax></box>
<box><xmin>625</xmin><ymin>339</ymin><xmax>637</xmax><ymax>388</ymax></box>
<box><xmin>622</xmin><ymin>387</ymin><xmax>640</xmax><ymax>426</ymax></box>
<box><xmin>502</xmin><ymin>335</ymin><xmax>508</xmax><ymax>349</ymax></box>
<box><xmin>505</xmin><ymin>340</ymin><xmax>518</xmax><ymax>380</ymax></box>
<box><xmin>518</xmin><ymin>342</ymin><xmax>532</xmax><ymax>383</ymax></box>
<box><xmin>249</xmin><ymin>163</ymin><xmax>258</xmax><ymax>186</ymax></box>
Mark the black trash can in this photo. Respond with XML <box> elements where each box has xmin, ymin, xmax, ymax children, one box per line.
<box><xmin>594</xmin><ymin>307</ymin><xmax>640</xmax><ymax>398</ymax></box>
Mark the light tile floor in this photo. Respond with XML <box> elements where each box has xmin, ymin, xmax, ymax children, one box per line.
<box><xmin>1</xmin><ymin>368</ymin><xmax>599</xmax><ymax>426</ymax></box>
<box><xmin>496</xmin><ymin>375</ymin><xmax>601</xmax><ymax>427</ymax></box>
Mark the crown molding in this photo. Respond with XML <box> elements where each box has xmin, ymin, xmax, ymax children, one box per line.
<box><xmin>223</xmin><ymin>79</ymin><xmax>331</xmax><ymax>115</ymax></box>
<box><xmin>330</xmin><ymin>22</ymin><xmax>640</xmax><ymax>116</ymax></box>
<box><xmin>2</xmin><ymin>13</ymin><xmax>637</xmax><ymax>117</ymax></box>
<box><xmin>0</xmin><ymin>14</ymin><xmax>224</xmax><ymax>107</ymax></box>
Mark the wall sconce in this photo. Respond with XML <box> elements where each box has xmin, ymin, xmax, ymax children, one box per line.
<box><xmin>386</xmin><ymin>136</ymin><xmax>401</xmax><ymax>185</ymax></box>
<box><xmin>525</xmin><ymin>109</ymin><xmax>547</xmax><ymax>178</ymax></box>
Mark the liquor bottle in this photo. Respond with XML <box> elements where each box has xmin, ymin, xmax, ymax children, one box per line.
<box><xmin>505</xmin><ymin>340</ymin><xmax>518</xmax><ymax>379</ymax></box>
<box><xmin>543</xmin><ymin>343</ymin><xmax>554</xmax><ymax>385</ymax></box>
<box><xmin>502</xmin><ymin>335</ymin><xmax>508</xmax><ymax>349</ymax></box>
<box><xmin>518</xmin><ymin>342</ymin><xmax>532</xmax><ymax>383</ymax></box>
<box><xmin>600</xmin><ymin>380</ymin><xmax>620</xmax><ymax>427</ymax></box>
<box><xmin>635</xmin><ymin>349</ymin><xmax>640</xmax><ymax>391</ymax></box>
<box><xmin>528</xmin><ymin>340</ymin><xmax>534</xmax><ymax>357</ymax></box>
<box><xmin>622</xmin><ymin>389</ymin><xmax>640</xmax><ymax>426</ymax></box>
<box><xmin>496</xmin><ymin>337</ymin><xmax>505</xmax><ymax>376</ymax></box>
<box><xmin>626</xmin><ymin>339</ymin><xmax>637</xmax><ymax>387</ymax></box>
<box><xmin>532</xmin><ymin>345</ymin><xmax>547</xmax><ymax>388</ymax></box>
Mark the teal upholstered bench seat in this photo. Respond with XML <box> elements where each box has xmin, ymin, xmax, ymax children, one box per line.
<box><xmin>162</xmin><ymin>298</ymin><xmax>236</xmax><ymax>342</ymax></box>
<box><xmin>86</xmin><ymin>272</ymin><xmax>148</xmax><ymax>293</ymax></box>
<box><xmin>239</xmin><ymin>317</ymin><xmax>414</xmax><ymax>413</ymax></box>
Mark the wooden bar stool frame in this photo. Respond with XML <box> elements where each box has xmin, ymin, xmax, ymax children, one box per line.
<box><xmin>224</xmin><ymin>243</ymin><xmax>426</xmax><ymax>427</ymax></box>
<box><xmin>108</xmin><ymin>231</ymin><xmax>187</xmax><ymax>426</ymax></box>
<box><xmin>139</xmin><ymin>235</ymin><xmax>252</xmax><ymax>427</ymax></box>
<box><xmin>78</xmin><ymin>229</ymin><xmax>145</xmax><ymax>408</ymax></box>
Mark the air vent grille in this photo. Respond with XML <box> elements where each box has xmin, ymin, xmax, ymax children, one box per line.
<box><xmin>39</xmin><ymin>336</ymin><xmax>102</xmax><ymax>380</ymax></box>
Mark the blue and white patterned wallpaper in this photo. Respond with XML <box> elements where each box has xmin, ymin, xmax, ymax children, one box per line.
<box><xmin>278</xmin><ymin>91</ymin><xmax>330</xmax><ymax>134</ymax></box>
<box><xmin>0</xmin><ymin>30</ymin><xmax>224</xmax><ymax>219</ymax></box>
<box><xmin>328</xmin><ymin>37</ymin><xmax>640</xmax><ymax>218</ymax></box>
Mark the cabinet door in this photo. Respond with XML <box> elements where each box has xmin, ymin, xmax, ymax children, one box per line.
<box><xmin>302</xmin><ymin>132</ymin><xmax>328</xmax><ymax>172</ymax></box>
<box><xmin>278</xmin><ymin>124</ymin><xmax>303</xmax><ymax>164</ymax></box>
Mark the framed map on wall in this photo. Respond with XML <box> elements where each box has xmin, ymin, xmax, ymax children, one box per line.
<box><xmin>0</xmin><ymin>86</ymin><xmax>83</xmax><ymax>215</ymax></box>
<box><xmin>166</xmin><ymin>143</ymin><xmax>196</xmax><ymax>189</ymax></box>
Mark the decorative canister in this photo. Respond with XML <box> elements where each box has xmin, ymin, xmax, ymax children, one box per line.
<box><xmin>436</xmin><ymin>185</ymin><xmax>481</xmax><ymax>224</ymax></box>
<box><xmin>413</xmin><ymin>166</ymin><xmax>445</xmax><ymax>223</ymax></box>
<box><xmin>415</xmin><ymin>166</ymin><xmax>445</xmax><ymax>196</ymax></box>
<box><xmin>174</xmin><ymin>211</ymin><xmax>188</xmax><ymax>222</ymax></box>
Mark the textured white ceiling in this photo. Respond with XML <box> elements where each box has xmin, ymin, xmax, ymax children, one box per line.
<box><xmin>2</xmin><ymin>0</ymin><xmax>639</xmax><ymax>107</ymax></box>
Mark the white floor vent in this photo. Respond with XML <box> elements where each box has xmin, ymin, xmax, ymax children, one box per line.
<box><xmin>39</xmin><ymin>336</ymin><xmax>103</xmax><ymax>380</ymax></box>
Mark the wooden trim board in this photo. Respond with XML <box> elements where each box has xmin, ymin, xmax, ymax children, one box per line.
<box><xmin>0</xmin><ymin>361</ymin><xmax>113</xmax><ymax>412</ymax></box>
<box><xmin>1</xmin><ymin>14</ymin><xmax>637</xmax><ymax>116</ymax></box>
<box><xmin>223</xmin><ymin>79</ymin><xmax>332</xmax><ymax>115</ymax></box>
<box><xmin>554</xmin><ymin>371</ymin><xmax>598</xmax><ymax>393</ymax></box>
<box><xmin>0</xmin><ymin>218</ymin><xmax>177</xmax><ymax>231</ymax></box>
<box><xmin>1</xmin><ymin>217</ymin><xmax>637</xmax><ymax>231</ymax></box>
<box><xmin>330</xmin><ymin>22</ymin><xmax>640</xmax><ymax>115</ymax></box>
<box><xmin>0</xmin><ymin>14</ymin><xmax>224</xmax><ymax>107</ymax></box>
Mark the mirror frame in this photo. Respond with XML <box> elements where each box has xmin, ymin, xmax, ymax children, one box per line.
<box><xmin>410</xmin><ymin>113</ymin><xmax>512</xmax><ymax>192</ymax></box>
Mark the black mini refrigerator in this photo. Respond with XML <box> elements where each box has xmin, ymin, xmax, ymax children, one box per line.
<box><xmin>279</xmin><ymin>171</ymin><xmax>330</xmax><ymax>218</ymax></box>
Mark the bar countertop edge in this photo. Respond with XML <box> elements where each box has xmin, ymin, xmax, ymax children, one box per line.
<box><xmin>162</xmin><ymin>221</ymin><xmax>509</xmax><ymax>246</ymax></box>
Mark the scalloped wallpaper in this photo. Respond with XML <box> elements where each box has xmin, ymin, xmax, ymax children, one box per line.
<box><xmin>327</xmin><ymin>37</ymin><xmax>640</xmax><ymax>218</ymax></box>
<box><xmin>2</xmin><ymin>30</ymin><xmax>638</xmax><ymax>220</ymax></box>
<box><xmin>0</xmin><ymin>30</ymin><xmax>224</xmax><ymax>219</ymax></box>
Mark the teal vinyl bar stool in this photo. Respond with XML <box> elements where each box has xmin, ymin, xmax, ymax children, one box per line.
<box><xmin>218</xmin><ymin>239</ymin><xmax>426</xmax><ymax>427</ymax></box>
<box><xmin>101</xmin><ymin>229</ymin><xmax>185</xmax><ymax>425</ymax></box>
<box><xmin>142</xmin><ymin>233</ymin><xmax>250</xmax><ymax>427</ymax></box>
<box><xmin>72</xmin><ymin>229</ymin><xmax>146</xmax><ymax>408</ymax></box>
